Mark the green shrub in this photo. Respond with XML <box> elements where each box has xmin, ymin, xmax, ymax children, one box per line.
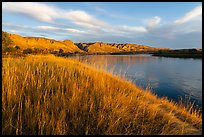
<box><xmin>74</xmin><ymin>51</ymin><xmax>79</xmax><ymax>54</ymax></box>
<box><xmin>2</xmin><ymin>32</ymin><xmax>13</xmax><ymax>47</ymax></box>
<box><xmin>33</xmin><ymin>48</ymin><xmax>44</xmax><ymax>54</ymax></box>
<box><xmin>59</xmin><ymin>49</ymin><xmax>64</xmax><ymax>53</ymax></box>
<box><xmin>15</xmin><ymin>46</ymin><xmax>21</xmax><ymax>50</ymax></box>
<box><xmin>50</xmin><ymin>50</ymin><xmax>58</xmax><ymax>54</ymax></box>
<box><xmin>2</xmin><ymin>46</ymin><xmax>17</xmax><ymax>53</ymax></box>
<box><xmin>23</xmin><ymin>48</ymin><xmax>33</xmax><ymax>54</ymax></box>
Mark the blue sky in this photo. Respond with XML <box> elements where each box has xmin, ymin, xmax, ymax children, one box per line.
<box><xmin>2</xmin><ymin>2</ymin><xmax>202</xmax><ymax>49</ymax></box>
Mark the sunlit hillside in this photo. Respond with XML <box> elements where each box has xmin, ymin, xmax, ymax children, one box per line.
<box><xmin>2</xmin><ymin>31</ymin><xmax>84</xmax><ymax>53</ymax></box>
<box><xmin>2</xmin><ymin>32</ymin><xmax>170</xmax><ymax>55</ymax></box>
<box><xmin>87</xmin><ymin>42</ymin><xmax>123</xmax><ymax>53</ymax></box>
<box><xmin>2</xmin><ymin>55</ymin><xmax>202</xmax><ymax>135</ymax></box>
<box><xmin>76</xmin><ymin>42</ymin><xmax>170</xmax><ymax>54</ymax></box>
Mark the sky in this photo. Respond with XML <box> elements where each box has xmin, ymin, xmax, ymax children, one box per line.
<box><xmin>2</xmin><ymin>2</ymin><xmax>202</xmax><ymax>49</ymax></box>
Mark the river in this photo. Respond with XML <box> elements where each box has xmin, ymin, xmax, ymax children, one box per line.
<box><xmin>71</xmin><ymin>54</ymin><xmax>202</xmax><ymax>108</ymax></box>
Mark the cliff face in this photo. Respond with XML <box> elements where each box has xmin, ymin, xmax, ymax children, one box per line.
<box><xmin>4</xmin><ymin>32</ymin><xmax>84</xmax><ymax>53</ymax></box>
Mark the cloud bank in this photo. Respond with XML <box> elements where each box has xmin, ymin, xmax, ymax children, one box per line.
<box><xmin>2</xmin><ymin>2</ymin><xmax>202</xmax><ymax>48</ymax></box>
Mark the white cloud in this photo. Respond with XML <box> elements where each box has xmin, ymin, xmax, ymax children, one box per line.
<box><xmin>37</xmin><ymin>25</ymin><xmax>85</xmax><ymax>34</ymax></box>
<box><xmin>144</xmin><ymin>5</ymin><xmax>202</xmax><ymax>43</ymax></box>
<box><xmin>2</xmin><ymin>2</ymin><xmax>147</xmax><ymax>35</ymax></box>
<box><xmin>2</xmin><ymin>2</ymin><xmax>58</xmax><ymax>23</ymax></box>
<box><xmin>7</xmin><ymin>30</ymin><xmax>19</xmax><ymax>33</ymax></box>
<box><xmin>3</xmin><ymin>22</ymin><xmax>29</xmax><ymax>29</ymax></box>
<box><xmin>3</xmin><ymin>2</ymin><xmax>201</xmax><ymax>49</ymax></box>
<box><xmin>118</xmin><ymin>25</ymin><xmax>148</xmax><ymax>33</ymax></box>
<box><xmin>2</xmin><ymin>2</ymin><xmax>108</xmax><ymax>28</ymax></box>
<box><xmin>3</xmin><ymin>22</ymin><xmax>85</xmax><ymax>35</ymax></box>
<box><xmin>65</xmin><ymin>28</ymin><xmax>85</xmax><ymax>33</ymax></box>
<box><xmin>2</xmin><ymin>2</ymin><xmax>105</xmax><ymax>27</ymax></box>
<box><xmin>146</xmin><ymin>16</ymin><xmax>161</xmax><ymax>28</ymax></box>
<box><xmin>59</xmin><ymin>10</ymin><xmax>110</xmax><ymax>30</ymax></box>
<box><xmin>174</xmin><ymin>5</ymin><xmax>202</xmax><ymax>25</ymax></box>
<box><xmin>37</xmin><ymin>26</ymin><xmax>59</xmax><ymax>30</ymax></box>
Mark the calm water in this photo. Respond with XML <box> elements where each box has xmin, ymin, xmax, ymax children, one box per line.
<box><xmin>72</xmin><ymin>54</ymin><xmax>202</xmax><ymax>108</ymax></box>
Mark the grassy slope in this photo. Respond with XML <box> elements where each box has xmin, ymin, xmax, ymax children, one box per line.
<box><xmin>3</xmin><ymin>32</ymin><xmax>171</xmax><ymax>55</ymax></box>
<box><xmin>6</xmin><ymin>33</ymin><xmax>84</xmax><ymax>53</ymax></box>
<box><xmin>85</xmin><ymin>42</ymin><xmax>170</xmax><ymax>54</ymax></box>
<box><xmin>2</xmin><ymin>55</ymin><xmax>202</xmax><ymax>135</ymax></box>
<box><xmin>88</xmin><ymin>42</ymin><xmax>122</xmax><ymax>53</ymax></box>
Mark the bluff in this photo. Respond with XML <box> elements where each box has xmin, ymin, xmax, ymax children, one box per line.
<box><xmin>2</xmin><ymin>32</ymin><xmax>84</xmax><ymax>53</ymax></box>
<box><xmin>2</xmin><ymin>32</ymin><xmax>170</xmax><ymax>54</ymax></box>
<box><xmin>75</xmin><ymin>42</ymin><xmax>170</xmax><ymax>54</ymax></box>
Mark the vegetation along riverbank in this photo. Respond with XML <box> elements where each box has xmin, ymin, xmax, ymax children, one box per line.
<box><xmin>152</xmin><ymin>49</ymin><xmax>202</xmax><ymax>58</ymax></box>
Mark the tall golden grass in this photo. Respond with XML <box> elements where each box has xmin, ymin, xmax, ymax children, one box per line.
<box><xmin>2</xmin><ymin>55</ymin><xmax>202</xmax><ymax>135</ymax></box>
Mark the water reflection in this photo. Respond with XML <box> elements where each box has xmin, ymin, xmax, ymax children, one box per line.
<box><xmin>72</xmin><ymin>54</ymin><xmax>202</xmax><ymax>108</ymax></box>
<box><xmin>74</xmin><ymin>54</ymin><xmax>155</xmax><ymax>66</ymax></box>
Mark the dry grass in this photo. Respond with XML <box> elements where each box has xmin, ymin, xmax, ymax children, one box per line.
<box><xmin>7</xmin><ymin>33</ymin><xmax>84</xmax><ymax>53</ymax></box>
<box><xmin>2</xmin><ymin>55</ymin><xmax>202</xmax><ymax>135</ymax></box>
<box><xmin>88</xmin><ymin>42</ymin><xmax>122</xmax><ymax>53</ymax></box>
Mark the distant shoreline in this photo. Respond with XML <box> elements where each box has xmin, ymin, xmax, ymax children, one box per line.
<box><xmin>57</xmin><ymin>50</ymin><xmax>202</xmax><ymax>59</ymax></box>
<box><xmin>152</xmin><ymin>54</ymin><xmax>202</xmax><ymax>58</ymax></box>
<box><xmin>151</xmin><ymin>49</ymin><xmax>202</xmax><ymax>59</ymax></box>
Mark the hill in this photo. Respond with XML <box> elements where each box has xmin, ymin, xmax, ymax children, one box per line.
<box><xmin>2</xmin><ymin>31</ymin><xmax>170</xmax><ymax>55</ymax></box>
<box><xmin>75</xmin><ymin>42</ymin><xmax>170</xmax><ymax>54</ymax></box>
<box><xmin>2</xmin><ymin>31</ymin><xmax>84</xmax><ymax>54</ymax></box>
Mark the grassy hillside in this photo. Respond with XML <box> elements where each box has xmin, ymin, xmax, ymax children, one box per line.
<box><xmin>87</xmin><ymin>42</ymin><xmax>122</xmax><ymax>53</ymax></box>
<box><xmin>76</xmin><ymin>42</ymin><xmax>170</xmax><ymax>54</ymax></box>
<box><xmin>2</xmin><ymin>32</ymin><xmax>84</xmax><ymax>53</ymax></box>
<box><xmin>2</xmin><ymin>32</ymin><xmax>170</xmax><ymax>55</ymax></box>
<box><xmin>2</xmin><ymin>55</ymin><xmax>202</xmax><ymax>135</ymax></box>
<box><xmin>2</xmin><ymin>31</ymin><xmax>13</xmax><ymax>47</ymax></box>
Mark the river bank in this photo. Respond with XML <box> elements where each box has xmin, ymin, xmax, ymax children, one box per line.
<box><xmin>2</xmin><ymin>55</ymin><xmax>202</xmax><ymax>135</ymax></box>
